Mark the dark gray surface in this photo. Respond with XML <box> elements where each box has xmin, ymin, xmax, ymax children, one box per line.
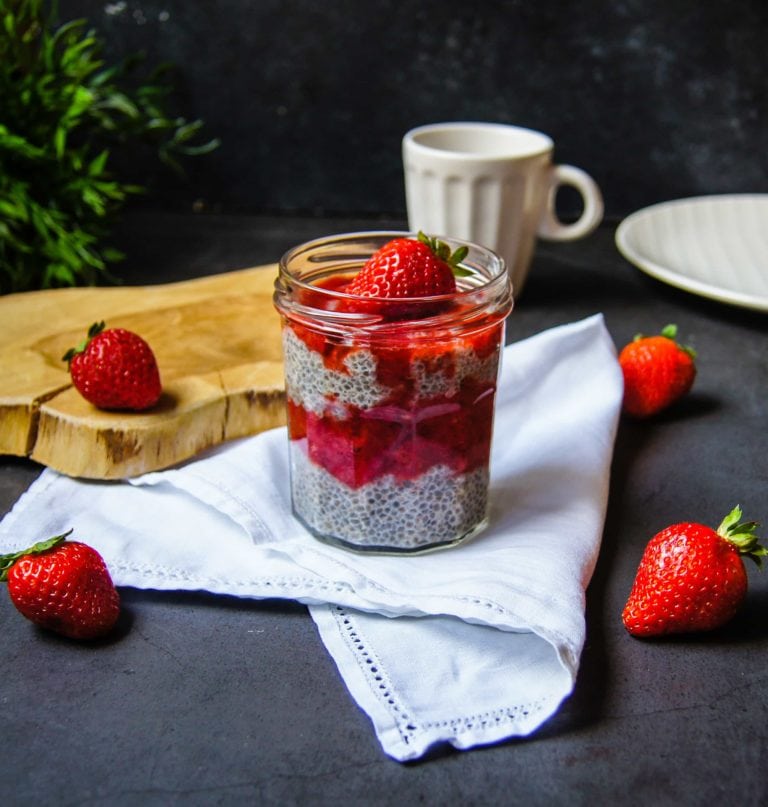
<box><xmin>60</xmin><ymin>1</ymin><xmax>768</xmax><ymax>217</ymax></box>
<box><xmin>2</xmin><ymin>214</ymin><xmax>768</xmax><ymax>806</ymax></box>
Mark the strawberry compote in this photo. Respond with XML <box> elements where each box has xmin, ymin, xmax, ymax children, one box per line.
<box><xmin>274</xmin><ymin>232</ymin><xmax>513</xmax><ymax>553</ymax></box>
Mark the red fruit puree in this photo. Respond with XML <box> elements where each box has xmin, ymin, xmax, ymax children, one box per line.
<box><xmin>287</xmin><ymin>337</ymin><xmax>500</xmax><ymax>490</ymax></box>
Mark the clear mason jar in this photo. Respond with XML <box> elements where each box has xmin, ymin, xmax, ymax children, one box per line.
<box><xmin>273</xmin><ymin>232</ymin><xmax>513</xmax><ymax>554</ymax></box>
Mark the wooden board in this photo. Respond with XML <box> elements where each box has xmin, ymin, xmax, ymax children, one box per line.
<box><xmin>0</xmin><ymin>264</ymin><xmax>287</xmax><ymax>479</ymax></box>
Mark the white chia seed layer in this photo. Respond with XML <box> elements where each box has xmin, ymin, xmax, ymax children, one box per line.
<box><xmin>282</xmin><ymin>328</ymin><xmax>388</xmax><ymax>413</ymax></box>
<box><xmin>412</xmin><ymin>348</ymin><xmax>499</xmax><ymax>399</ymax></box>
<box><xmin>283</xmin><ymin>326</ymin><xmax>500</xmax><ymax>413</ymax></box>
<box><xmin>290</xmin><ymin>446</ymin><xmax>489</xmax><ymax>552</ymax></box>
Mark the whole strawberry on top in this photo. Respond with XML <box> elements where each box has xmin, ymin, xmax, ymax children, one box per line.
<box><xmin>0</xmin><ymin>531</ymin><xmax>121</xmax><ymax>640</ymax></box>
<box><xmin>622</xmin><ymin>506</ymin><xmax>766</xmax><ymax>637</ymax></box>
<box><xmin>63</xmin><ymin>321</ymin><xmax>162</xmax><ymax>411</ymax></box>
<box><xmin>619</xmin><ymin>324</ymin><xmax>696</xmax><ymax>418</ymax></box>
<box><xmin>346</xmin><ymin>231</ymin><xmax>470</xmax><ymax>299</ymax></box>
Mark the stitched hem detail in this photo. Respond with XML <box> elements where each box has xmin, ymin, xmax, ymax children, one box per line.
<box><xmin>329</xmin><ymin>604</ymin><xmax>551</xmax><ymax>749</ymax></box>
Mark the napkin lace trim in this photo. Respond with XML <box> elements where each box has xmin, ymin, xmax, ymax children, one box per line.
<box><xmin>111</xmin><ymin>561</ymin><xmax>365</xmax><ymax>598</ymax></box>
<box><xmin>111</xmin><ymin>559</ymin><xmax>548</xmax><ymax>631</ymax></box>
<box><xmin>330</xmin><ymin>604</ymin><xmax>550</xmax><ymax>749</ymax></box>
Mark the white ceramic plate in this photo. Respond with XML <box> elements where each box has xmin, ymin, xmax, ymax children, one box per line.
<box><xmin>615</xmin><ymin>194</ymin><xmax>768</xmax><ymax>312</ymax></box>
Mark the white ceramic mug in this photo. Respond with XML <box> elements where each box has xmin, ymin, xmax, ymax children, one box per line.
<box><xmin>403</xmin><ymin>122</ymin><xmax>604</xmax><ymax>295</ymax></box>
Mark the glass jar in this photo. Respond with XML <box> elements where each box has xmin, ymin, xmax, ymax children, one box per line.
<box><xmin>273</xmin><ymin>232</ymin><xmax>513</xmax><ymax>554</ymax></box>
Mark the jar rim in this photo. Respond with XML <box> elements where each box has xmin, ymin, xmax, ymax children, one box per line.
<box><xmin>277</xmin><ymin>230</ymin><xmax>510</xmax><ymax>304</ymax></box>
<box><xmin>274</xmin><ymin>231</ymin><xmax>514</xmax><ymax>337</ymax></box>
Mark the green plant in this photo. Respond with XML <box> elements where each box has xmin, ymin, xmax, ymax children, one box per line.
<box><xmin>0</xmin><ymin>0</ymin><xmax>218</xmax><ymax>294</ymax></box>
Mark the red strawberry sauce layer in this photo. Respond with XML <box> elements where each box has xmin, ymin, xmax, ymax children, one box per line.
<box><xmin>283</xmin><ymin>278</ymin><xmax>504</xmax><ymax>491</ymax></box>
<box><xmin>288</xmin><ymin>374</ymin><xmax>497</xmax><ymax>489</ymax></box>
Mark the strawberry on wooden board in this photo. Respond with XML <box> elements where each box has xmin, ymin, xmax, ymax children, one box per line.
<box><xmin>0</xmin><ymin>531</ymin><xmax>121</xmax><ymax>640</ymax></box>
<box><xmin>346</xmin><ymin>231</ymin><xmax>470</xmax><ymax>299</ymax></box>
<box><xmin>618</xmin><ymin>324</ymin><xmax>696</xmax><ymax>418</ymax></box>
<box><xmin>63</xmin><ymin>321</ymin><xmax>162</xmax><ymax>411</ymax></box>
<box><xmin>622</xmin><ymin>506</ymin><xmax>766</xmax><ymax>638</ymax></box>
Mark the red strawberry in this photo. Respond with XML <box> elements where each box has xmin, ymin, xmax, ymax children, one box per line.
<box><xmin>346</xmin><ymin>231</ymin><xmax>469</xmax><ymax>299</ymax></box>
<box><xmin>622</xmin><ymin>506</ymin><xmax>766</xmax><ymax>637</ymax></box>
<box><xmin>0</xmin><ymin>531</ymin><xmax>121</xmax><ymax>640</ymax></box>
<box><xmin>618</xmin><ymin>324</ymin><xmax>696</xmax><ymax>418</ymax></box>
<box><xmin>63</xmin><ymin>321</ymin><xmax>162</xmax><ymax>411</ymax></box>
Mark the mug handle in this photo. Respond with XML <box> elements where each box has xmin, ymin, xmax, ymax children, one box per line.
<box><xmin>537</xmin><ymin>164</ymin><xmax>604</xmax><ymax>241</ymax></box>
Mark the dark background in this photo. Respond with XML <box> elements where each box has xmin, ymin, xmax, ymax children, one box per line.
<box><xmin>62</xmin><ymin>0</ymin><xmax>768</xmax><ymax>220</ymax></box>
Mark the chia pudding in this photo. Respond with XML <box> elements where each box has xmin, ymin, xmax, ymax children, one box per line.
<box><xmin>274</xmin><ymin>232</ymin><xmax>513</xmax><ymax>554</ymax></box>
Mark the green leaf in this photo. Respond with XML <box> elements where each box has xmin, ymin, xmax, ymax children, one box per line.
<box><xmin>82</xmin><ymin>186</ymin><xmax>106</xmax><ymax>215</ymax></box>
<box><xmin>717</xmin><ymin>506</ymin><xmax>767</xmax><ymax>568</ymax></box>
<box><xmin>171</xmin><ymin>119</ymin><xmax>204</xmax><ymax>144</ymax></box>
<box><xmin>416</xmin><ymin>231</ymin><xmax>474</xmax><ymax>279</ymax></box>
<box><xmin>96</xmin><ymin>91</ymin><xmax>141</xmax><ymax>118</ymax></box>
<box><xmin>88</xmin><ymin>149</ymin><xmax>109</xmax><ymax>177</ymax></box>
<box><xmin>67</xmin><ymin>85</ymin><xmax>95</xmax><ymax>118</ymax></box>
<box><xmin>44</xmin><ymin>262</ymin><xmax>77</xmax><ymax>286</ymax></box>
<box><xmin>660</xmin><ymin>324</ymin><xmax>678</xmax><ymax>340</ymax></box>
<box><xmin>176</xmin><ymin>138</ymin><xmax>221</xmax><ymax>156</ymax></box>
<box><xmin>0</xmin><ymin>198</ymin><xmax>27</xmax><ymax>221</ymax></box>
<box><xmin>51</xmin><ymin>19</ymin><xmax>88</xmax><ymax>50</ymax></box>
<box><xmin>101</xmin><ymin>247</ymin><xmax>125</xmax><ymax>262</ymax></box>
<box><xmin>89</xmin><ymin>63</ymin><xmax>120</xmax><ymax>87</ymax></box>
<box><xmin>0</xmin><ymin>530</ymin><xmax>72</xmax><ymax>582</ymax></box>
<box><xmin>0</xmin><ymin>126</ymin><xmax>45</xmax><ymax>159</ymax></box>
<box><xmin>0</xmin><ymin>0</ymin><xmax>218</xmax><ymax>293</ymax></box>
<box><xmin>54</xmin><ymin>126</ymin><xmax>67</xmax><ymax>157</ymax></box>
<box><xmin>718</xmin><ymin>505</ymin><xmax>743</xmax><ymax>535</ymax></box>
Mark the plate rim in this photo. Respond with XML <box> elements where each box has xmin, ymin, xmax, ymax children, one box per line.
<box><xmin>615</xmin><ymin>193</ymin><xmax>768</xmax><ymax>313</ymax></box>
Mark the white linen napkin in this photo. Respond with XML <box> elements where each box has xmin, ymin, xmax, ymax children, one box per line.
<box><xmin>0</xmin><ymin>314</ymin><xmax>622</xmax><ymax>761</ymax></box>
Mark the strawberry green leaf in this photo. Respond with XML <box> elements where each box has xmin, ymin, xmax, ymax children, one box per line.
<box><xmin>633</xmin><ymin>323</ymin><xmax>697</xmax><ymax>359</ymax></box>
<box><xmin>88</xmin><ymin>320</ymin><xmax>106</xmax><ymax>338</ymax></box>
<box><xmin>718</xmin><ymin>505</ymin><xmax>743</xmax><ymax>534</ymax></box>
<box><xmin>660</xmin><ymin>324</ymin><xmax>678</xmax><ymax>340</ymax></box>
<box><xmin>416</xmin><ymin>231</ymin><xmax>473</xmax><ymax>278</ymax></box>
<box><xmin>717</xmin><ymin>506</ymin><xmax>767</xmax><ymax>568</ymax></box>
<box><xmin>62</xmin><ymin>321</ymin><xmax>106</xmax><ymax>362</ymax></box>
<box><xmin>0</xmin><ymin>530</ymin><xmax>72</xmax><ymax>582</ymax></box>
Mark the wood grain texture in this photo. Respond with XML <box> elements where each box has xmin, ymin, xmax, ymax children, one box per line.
<box><xmin>0</xmin><ymin>264</ymin><xmax>286</xmax><ymax>479</ymax></box>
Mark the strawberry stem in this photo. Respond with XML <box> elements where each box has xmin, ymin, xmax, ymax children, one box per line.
<box><xmin>660</xmin><ymin>324</ymin><xmax>678</xmax><ymax>340</ymax></box>
<box><xmin>416</xmin><ymin>231</ymin><xmax>472</xmax><ymax>278</ymax></box>
<box><xmin>62</xmin><ymin>321</ymin><xmax>106</xmax><ymax>363</ymax></box>
<box><xmin>717</xmin><ymin>506</ymin><xmax>767</xmax><ymax>568</ymax></box>
<box><xmin>0</xmin><ymin>530</ymin><xmax>72</xmax><ymax>582</ymax></box>
<box><xmin>634</xmin><ymin>323</ymin><xmax>697</xmax><ymax>359</ymax></box>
